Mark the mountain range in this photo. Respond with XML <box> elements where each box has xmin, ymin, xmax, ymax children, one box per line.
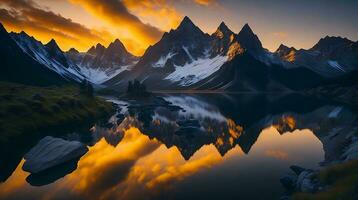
<box><xmin>0</xmin><ymin>16</ymin><xmax>357</xmax><ymax>90</ymax></box>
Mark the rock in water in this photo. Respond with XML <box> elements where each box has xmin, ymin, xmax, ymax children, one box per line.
<box><xmin>280</xmin><ymin>176</ymin><xmax>297</xmax><ymax>190</ymax></box>
<box><xmin>296</xmin><ymin>170</ymin><xmax>317</xmax><ymax>192</ymax></box>
<box><xmin>23</xmin><ymin>136</ymin><xmax>88</xmax><ymax>173</ymax></box>
<box><xmin>290</xmin><ymin>165</ymin><xmax>306</xmax><ymax>175</ymax></box>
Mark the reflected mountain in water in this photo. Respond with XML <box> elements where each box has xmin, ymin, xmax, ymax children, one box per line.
<box><xmin>26</xmin><ymin>158</ymin><xmax>79</xmax><ymax>186</ymax></box>
<box><xmin>0</xmin><ymin>93</ymin><xmax>356</xmax><ymax>187</ymax></box>
<box><xmin>116</xmin><ymin>93</ymin><xmax>356</xmax><ymax>161</ymax></box>
<box><xmin>0</xmin><ymin>118</ymin><xmax>121</xmax><ymax>183</ymax></box>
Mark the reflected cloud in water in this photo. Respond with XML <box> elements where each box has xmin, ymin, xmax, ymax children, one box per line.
<box><xmin>0</xmin><ymin>93</ymin><xmax>356</xmax><ymax>200</ymax></box>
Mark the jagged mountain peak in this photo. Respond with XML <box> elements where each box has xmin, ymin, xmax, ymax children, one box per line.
<box><xmin>239</xmin><ymin>23</ymin><xmax>254</xmax><ymax>35</ymax></box>
<box><xmin>179</xmin><ymin>16</ymin><xmax>195</xmax><ymax>27</ymax></box>
<box><xmin>67</xmin><ymin>48</ymin><xmax>79</xmax><ymax>54</ymax></box>
<box><xmin>0</xmin><ymin>22</ymin><xmax>7</xmax><ymax>34</ymax></box>
<box><xmin>87</xmin><ymin>46</ymin><xmax>96</xmax><ymax>53</ymax></box>
<box><xmin>218</xmin><ymin>22</ymin><xmax>229</xmax><ymax>31</ymax></box>
<box><xmin>277</xmin><ymin>44</ymin><xmax>289</xmax><ymax>51</ymax></box>
<box><xmin>13</xmin><ymin>31</ymin><xmax>38</xmax><ymax>42</ymax></box>
<box><xmin>276</xmin><ymin>44</ymin><xmax>296</xmax><ymax>53</ymax></box>
<box><xmin>96</xmin><ymin>43</ymin><xmax>105</xmax><ymax>50</ymax></box>
<box><xmin>87</xmin><ymin>43</ymin><xmax>105</xmax><ymax>54</ymax></box>
<box><xmin>213</xmin><ymin>21</ymin><xmax>233</xmax><ymax>39</ymax></box>
<box><xmin>0</xmin><ymin>22</ymin><xmax>70</xmax><ymax>85</ymax></box>
<box><xmin>113</xmin><ymin>38</ymin><xmax>123</xmax><ymax>45</ymax></box>
<box><xmin>108</xmin><ymin>39</ymin><xmax>126</xmax><ymax>50</ymax></box>
<box><xmin>236</xmin><ymin>23</ymin><xmax>263</xmax><ymax>54</ymax></box>
<box><xmin>175</xmin><ymin>16</ymin><xmax>203</xmax><ymax>34</ymax></box>
<box><xmin>311</xmin><ymin>35</ymin><xmax>353</xmax><ymax>52</ymax></box>
<box><xmin>19</xmin><ymin>31</ymin><xmax>29</xmax><ymax>37</ymax></box>
<box><xmin>45</xmin><ymin>39</ymin><xmax>62</xmax><ymax>52</ymax></box>
<box><xmin>47</xmin><ymin>38</ymin><xmax>57</xmax><ymax>45</ymax></box>
<box><xmin>275</xmin><ymin>44</ymin><xmax>297</xmax><ymax>62</ymax></box>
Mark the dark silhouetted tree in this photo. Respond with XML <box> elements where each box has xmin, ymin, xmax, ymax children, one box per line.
<box><xmin>127</xmin><ymin>81</ymin><xmax>133</xmax><ymax>93</ymax></box>
<box><xmin>79</xmin><ymin>79</ymin><xmax>93</xmax><ymax>97</ymax></box>
<box><xmin>126</xmin><ymin>79</ymin><xmax>149</xmax><ymax>97</ymax></box>
<box><xmin>87</xmin><ymin>82</ymin><xmax>94</xmax><ymax>97</ymax></box>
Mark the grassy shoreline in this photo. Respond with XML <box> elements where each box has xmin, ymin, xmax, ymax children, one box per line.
<box><xmin>293</xmin><ymin>160</ymin><xmax>358</xmax><ymax>200</ymax></box>
<box><xmin>0</xmin><ymin>82</ymin><xmax>115</xmax><ymax>142</ymax></box>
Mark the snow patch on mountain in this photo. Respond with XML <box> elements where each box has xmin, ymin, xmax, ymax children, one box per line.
<box><xmin>152</xmin><ymin>52</ymin><xmax>177</xmax><ymax>68</ymax></box>
<box><xmin>165</xmin><ymin>55</ymin><xmax>228</xmax><ymax>86</ymax></box>
<box><xmin>328</xmin><ymin>60</ymin><xmax>345</xmax><ymax>72</ymax></box>
<box><xmin>182</xmin><ymin>46</ymin><xmax>195</xmax><ymax>62</ymax></box>
<box><xmin>328</xmin><ymin>106</ymin><xmax>343</xmax><ymax>118</ymax></box>
<box><xmin>78</xmin><ymin>65</ymin><xmax>132</xmax><ymax>84</ymax></box>
<box><xmin>163</xmin><ymin>96</ymin><xmax>227</xmax><ymax>122</ymax></box>
<box><xmin>12</xmin><ymin>33</ymin><xmax>84</xmax><ymax>82</ymax></box>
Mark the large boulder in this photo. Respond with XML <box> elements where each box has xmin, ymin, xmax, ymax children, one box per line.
<box><xmin>296</xmin><ymin>170</ymin><xmax>318</xmax><ymax>193</ymax></box>
<box><xmin>290</xmin><ymin>165</ymin><xmax>306</xmax><ymax>175</ymax></box>
<box><xmin>280</xmin><ymin>175</ymin><xmax>297</xmax><ymax>190</ymax></box>
<box><xmin>342</xmin><ymin>140</ymin><xmax>358</xmax><ymax>161</ymax></box>
<box><xmin>23</xmin><ymin>136</ymin><xmax>88</xmax><ymax>173</ymax></box>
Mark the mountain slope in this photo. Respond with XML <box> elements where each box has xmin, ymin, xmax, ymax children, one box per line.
<box><xmin>105</xmin><ymin>17</ymin><xmax>247</xmax><ymax>90</ymax></box>
<box><xmin>192</xmin><ymin>52</ymin><xmax>325</xmax><ymax>91</ymax></box>
<box><xmin>275</xmin><ymin>36</ymin><xmax>358</xmax><ymax>77</ymax></box>
<box><xmin>10</xmin><ymin>30</ymin><xmax>138</xmax><ymax>85</ymax></box>
<box><xmin>10</xmin><ymin>32</ymin><xmax>84</xmax><ymax>82</ymax></box>
<box><xmin>106</xmin><ymin>17</ymin><xmax>326</xmax><ymax>92</ymax></box>
<box><xmin>0</xmin><ymin>23</ymin><xmax>67</xmax><ymax>86</ymax></box>
<box><xmin>67</xmin><ymin>39</ymin><xmax>139</xmax><ymax>84</ymax></box>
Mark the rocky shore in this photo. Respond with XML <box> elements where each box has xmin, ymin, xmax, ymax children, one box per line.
<box><xmin>280</xmin><ymin>125</ymin><xmax>358</xmax><ymax>199</ymax></box>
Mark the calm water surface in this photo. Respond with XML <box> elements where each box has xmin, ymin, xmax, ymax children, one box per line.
<box><xmin>0</xmin><ymin>93</ymin><xmax>356</xmax><ymax>200</ymax></box>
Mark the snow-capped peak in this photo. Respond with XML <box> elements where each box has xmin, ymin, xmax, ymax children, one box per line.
<box><xmin>11</xmin><ymin>31</ymin><xmax>85</xmax><ymax>82</ymax></box>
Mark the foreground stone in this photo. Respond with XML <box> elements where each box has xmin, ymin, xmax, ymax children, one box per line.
<box><xmin>281</xmin><ymin>165</ymin><xmax>320</xmax><ymax>195</ymax></box>
<box><xmin>280</xmin><ymin>126</ymin><xmax>358</xmax><ymax>198</ymax></box>
<box><xmin>23</xmin><ymin>136</ymin><xmax>88</xmax><ymax>173</ymax></box>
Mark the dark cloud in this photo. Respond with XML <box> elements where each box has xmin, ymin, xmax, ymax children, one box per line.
<box><xmin>0</xmin><ymin>0</ymin><xmax>109</xmax><ymax>50</ymax></box>
<box><xmin>0</xmin><ymin>8</ymin><xmax>77</xmax><ymax>40</ymax></box>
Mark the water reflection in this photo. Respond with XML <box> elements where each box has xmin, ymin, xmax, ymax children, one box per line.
<box><xmin>26</xmin><ymin>158</ymin><xmax>79</xmax><ymax>186</ymax></box>
<box><xmin>0</xmin><ymin>93</ymin><xmax>356</xmax><ymax>200</ymax></box>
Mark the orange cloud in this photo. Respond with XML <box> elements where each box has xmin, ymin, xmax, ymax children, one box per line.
<box><xmin>273</xmin><ymin>31</ymin><xmax>289</xmax><ymax>38</ymax></box>
<box><xmin>265</xmin><ymin>149</ymin><xmax>288</xmax><ymax>160</ymax></box>
<box><xmin>0</xmin><ymin>0</ymin><xmax>114</xmax><ymax>52</ymax></box>
<box><xmin>194</xmin><ymin>0</ymin><xmax>216</xmax><ymax>6</ymax></box>
<box><xmin>123</xmin><ymin>0</ymin><xmax>182</xmax><ymax>31</ymax></box>
<box><xmin>69</xmin><ymin>0</ymin><xmax>167</xmax><ymax>55</ymax></box>
<box><xmin>1</xmin><ymin>0</ymin><xmax>218</xmax><ymax>55</ymax></box>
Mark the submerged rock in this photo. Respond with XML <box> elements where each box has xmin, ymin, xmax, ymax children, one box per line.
<box><xmin>290</xmin><ymin>165</ymin><xmax>306</xmax><ymax>175</ymax></box>
<box><xmin>342</xmin><ymin>141</ymin><xmax>358</xmax><ymax>161</ymax></box>
<box><xmin>280</xmin><ymin>175</ymin><xmax>297</xmax><ymax>190</ymax></box>
<box><xmin>23</xmin><ymin>136</ymin><xmax>88</xmax><ymax>173</ymax></box>
<box><xmin>296</xmin><ymin>170</ymin><xmax>317</xmax><ymax>193</ymax></box>
<box><xmin>26</xmin><ymin>158</ymin><xmax>79</xmax><ymax>186</ymax></box>
<box><xmin>344</xmin><ymin>151</ymin><xmax>358</xmax><ymax>161</ymax></box>
<box><xmin>116</xmin><ymin>113</ymin><xmax>125</xmax><ymax>124</ymax></box>
<box><xmin>177</xmin><ymin>119</ymin><xmax>201</xmax><ymax>128</ymax></box>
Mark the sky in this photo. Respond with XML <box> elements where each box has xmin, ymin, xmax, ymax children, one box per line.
<box><xmin>0</xmin><ymin>0</ymin><xmax>357</xmax><ymax>56</ymax></box>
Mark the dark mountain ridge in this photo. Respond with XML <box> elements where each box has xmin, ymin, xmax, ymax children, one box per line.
<box><xmin>1</xmin><ymin>17</ymin><xmax>357</xmax><ymax>91</ymax></box>
<box><xmin>0</xmin><ymin>23</ymin><xmax>67</xmax><ymax>86</ymax></box>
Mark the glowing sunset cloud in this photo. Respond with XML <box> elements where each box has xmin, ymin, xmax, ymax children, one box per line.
<box><xmin>0</xmin><ymin>125</ymin><xmax>323</xmax><ymax>200</ymax></box>
<box><xmin>0</xmin><ymin>0</ymin><xmax>356</xmax><ymax>55</ymax></box>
